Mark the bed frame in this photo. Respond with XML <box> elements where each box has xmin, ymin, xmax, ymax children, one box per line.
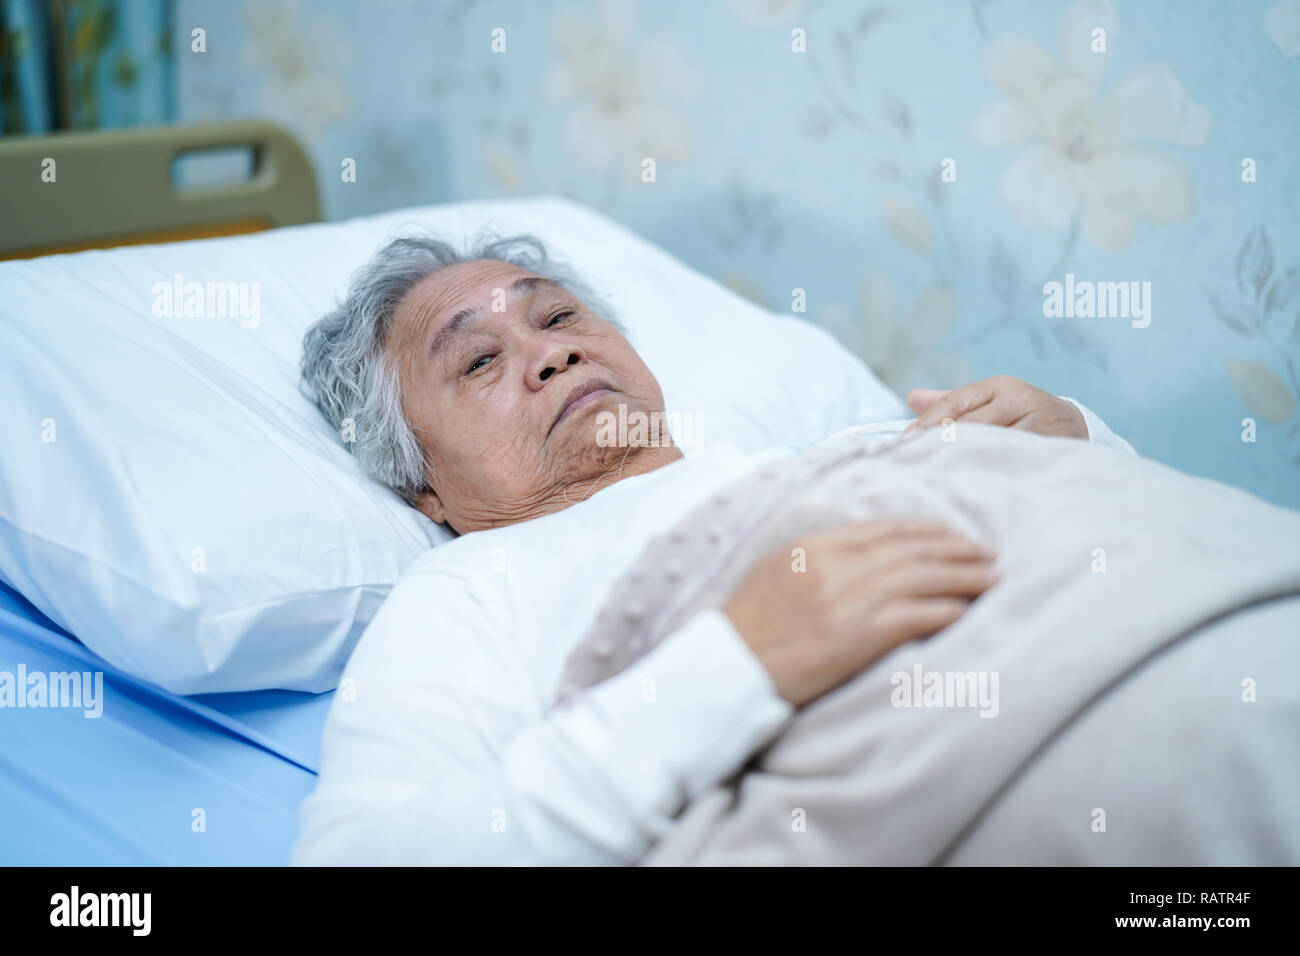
<box><xmin>0</xmin><ymin>121</ymin><xmax>321</xmax><ymax>260</ymax></box>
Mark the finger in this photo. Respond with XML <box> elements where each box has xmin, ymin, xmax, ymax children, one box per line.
<box><xmin>805</xmin><ymin>519</ymin><xmax>957</xmax><ymax>551</ymax></box>
<box><xmin>906</xmin><ymin>388</ymin><xmax>949</xmax><ymax>415</ymax></box>
<box><xmin>798</xmin><ymin>522</ymin><xmax>997</xmax><ymax>571</ymax></box>
<box><xmin>872</xmin><ymin>559</ymin><xmax>998</xmax><ymax>601</ymax></box>
<box><xmin>1006</xmin><ymin>411</ymin><xmax>1038</xmax><ymax>432</ymax></box>
<box><xmin>943</xmin><ymin>396</ymin><xmax>1020</xmax><ymax>428</ymax></box>
<box><xmin>844</xmin><ymin>525</ymin><xmax>992</xmax><ymax>560</ymax></box>
<box><xmin>834</xmin><ymin>536</ymin><xmax>996</xmax><ymax>588</ymax></box>
<box><xmin>861</xmin><ymin>531</ymin><xmax>994</xmax><ymax>563</ymax></box>
<box><xmin>907</xmin><ymin>381</ymin><xmax>997</xmax><ymax>432</ymax></box>
<box><xmin>873</xmin><ymin>597</ymin><xmax>971</xmax><ymax>647</ymax></box>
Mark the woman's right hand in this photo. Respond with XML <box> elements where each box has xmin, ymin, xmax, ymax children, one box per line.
<box><xmin>723</xmin><ymin>520</ymin><xmax>996</xmax><ymax>708</ymax></box>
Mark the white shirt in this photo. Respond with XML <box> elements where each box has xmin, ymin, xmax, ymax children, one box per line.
<box><xmin>292</xmin><ymin>403</ymin><xmax>1133</xmax><ymax>865</ymax></box>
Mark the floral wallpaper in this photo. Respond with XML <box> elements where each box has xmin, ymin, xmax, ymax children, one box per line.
<box><xmin>173</xmin><ymin>0</ymin><xmax>1300</xmax><ymax>509</ymax></box>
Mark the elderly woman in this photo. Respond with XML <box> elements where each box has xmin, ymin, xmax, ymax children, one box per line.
<box><xmin>291</xmin><ymin>233</ymin><xmax>1132</xmax><ymax>865</ymax></box>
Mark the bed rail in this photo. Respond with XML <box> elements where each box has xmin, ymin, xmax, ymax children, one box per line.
<box><xmin>0</xmin><ymin>121</ymin><xmax>320</xmax><ymax>260</ymax></box>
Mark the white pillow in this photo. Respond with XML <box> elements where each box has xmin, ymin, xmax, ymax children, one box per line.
<box><xmin>0</xmin><ymin>196</ymin><xmax>903</xmax><ymax>694</ymax></box>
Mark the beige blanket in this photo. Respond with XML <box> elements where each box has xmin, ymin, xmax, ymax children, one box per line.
<box><xmin>552</xmin><ymin>424</ymin><xmax>1300</xmax><ymax>864</ymax></box>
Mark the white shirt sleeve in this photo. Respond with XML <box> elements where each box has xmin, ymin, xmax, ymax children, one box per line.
<box><xmin>291</xmin><ymin>568</ymin><xmax>794</xmax><ymax>866</ymax></box>
<box><xmin>1059</xmin><ymin>396</ymin><xmax>1136</xmax><ymax>455</ymax></box>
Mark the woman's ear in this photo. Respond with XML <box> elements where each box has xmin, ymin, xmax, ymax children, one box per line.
<box><xmin>412</xmin><ymin>487</ymin><xmax>447</xmax><ymax>525</ymax></box>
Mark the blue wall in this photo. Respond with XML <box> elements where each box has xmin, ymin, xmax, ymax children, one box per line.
<box><xmin>174</xmin><ymin>0</ymin><xmax>1300</xmax><ymax>509</ymax></box>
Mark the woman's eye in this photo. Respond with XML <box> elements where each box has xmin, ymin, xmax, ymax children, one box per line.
<box><xmin>467</xmin><ymin>354</ymin><xmax>493</xmax><ymax>374</ymax></box>
<box><xmin>546</xmin><ymin>310</ymin><xmax>574</xmax><ymax>328</ymax></box>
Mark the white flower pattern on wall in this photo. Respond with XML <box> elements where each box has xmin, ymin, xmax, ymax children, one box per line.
<box><xmin>240</xmin><ymin>0</ymin><xmax>353</xmax><ymax>142</ymax></box>
<box><xmin>1206</xmin><ymin>227</ymin><xmax>1300</xmax><ymax>457</ymax></box>
<box><xmin>822</xmin><ymin>272</ymin><xmax>971</xmax><ymax>396</ymax></box>
<box><xmin>793</xmin><ymin>8</ymin><xmax>965</xmax><ymax>384</ymax></box>
<box><xmin>164</xmin><ymin>0</ymin><xmax>1300</xmax><ymax>506</ymax></box>
<box><xmin>1266</xmin><ymin>0</ymin><xmax>1300</xmax><ymax>57</ymax></box>
<box><xmin>709</xmin><ymin>174</ymin><xmax>785</xmax><ymax>308</ymax></box>
<box><xmin>971</xmin><ymin>0</ymin><xmax>1210</xmax><ymax>251</ymax></box>
<box><xmin>729</xmin><ymin>0</ymin><xmax>803</xmax><ymax>27</ymax></box>
<box><xmin>545</xmin><ymin>0</ymin><xmax>700</xmax><ymax>181</ymax></box>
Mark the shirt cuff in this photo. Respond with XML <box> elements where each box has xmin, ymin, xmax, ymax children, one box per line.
<box><xmin>1059</xmin><ymin>396</ymin><xmax>1136</xmax><ymax>455</ymax></box>
<box><xmin>550</xmin><ymin>607</ymin><xmax>795</xmax><ymax>841</ymax></box>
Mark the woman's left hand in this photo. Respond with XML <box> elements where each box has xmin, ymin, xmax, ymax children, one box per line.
<box><xmin>905</xmin><ymin>375</ymin><xmax>1088</xmax><ymax>439</ymax></box>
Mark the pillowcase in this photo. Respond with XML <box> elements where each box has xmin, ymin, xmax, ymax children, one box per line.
<box><xmin>0</xmin><ymin>196</ymin><xmax>903</xmax><ymax>694</ymax></box>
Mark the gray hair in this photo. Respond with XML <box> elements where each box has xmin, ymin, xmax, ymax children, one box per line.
<box><xmin>300</xmin><ymin>231</ymin><xmax>622</xmax><ymax>505</ymax></box>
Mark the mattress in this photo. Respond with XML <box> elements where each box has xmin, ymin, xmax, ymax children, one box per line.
<box><xmin>0</xmin><ymin>580</ymin><xmax>331</xmax><ymax>864</ymax></box>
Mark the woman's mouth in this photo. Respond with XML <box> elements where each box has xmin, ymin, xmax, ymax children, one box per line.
<box><xmin>549</xmin><ymin>380</ymin><xmax>617</xmax><ymax>437</ymax></box>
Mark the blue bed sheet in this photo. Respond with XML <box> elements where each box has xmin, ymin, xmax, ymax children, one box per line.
<box><xmin>0</xmin><ymin>581</ymin><xmax>333</xmax><ymax>865</ymax></box>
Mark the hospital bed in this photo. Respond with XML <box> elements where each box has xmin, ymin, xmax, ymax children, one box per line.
<box><xmin>0</xmin><ymin>121</ymin><xmax>902</xmax><ymax>865</ymax></box>
<box><xmin>7</xmin><ymin>123</ymin><xmax>1292</xmax><ymax>867</ymax></box>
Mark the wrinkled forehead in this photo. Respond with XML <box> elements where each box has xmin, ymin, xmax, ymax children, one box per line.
<box><xmin>390</xmin><ymin>259</ymin><xmax>536</xmax><ymax>347</ymax></box>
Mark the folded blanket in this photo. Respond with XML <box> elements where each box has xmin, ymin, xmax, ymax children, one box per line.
<box><xmin>551</xmin><ymin>424</ymin><xmax>1300</xmax><ymax>864</ymax></box>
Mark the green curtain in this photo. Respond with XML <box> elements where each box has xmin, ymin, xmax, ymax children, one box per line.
<box><xmin>0</xmin><ymin>0</ymin><xmax>174</xmax><ymax>135</ymax></box>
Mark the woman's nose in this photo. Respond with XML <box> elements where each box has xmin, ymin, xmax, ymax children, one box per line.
<box><xmin>533</xmin><ymin>343</ymin><xmax>584</xmax><ymax>385</ymax></box>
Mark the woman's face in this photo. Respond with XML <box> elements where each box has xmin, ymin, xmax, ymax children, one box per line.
<box><xmin>384</xmin><ymin>258</ymin><xmax>680</xmax><ymax>534</ymax></box>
